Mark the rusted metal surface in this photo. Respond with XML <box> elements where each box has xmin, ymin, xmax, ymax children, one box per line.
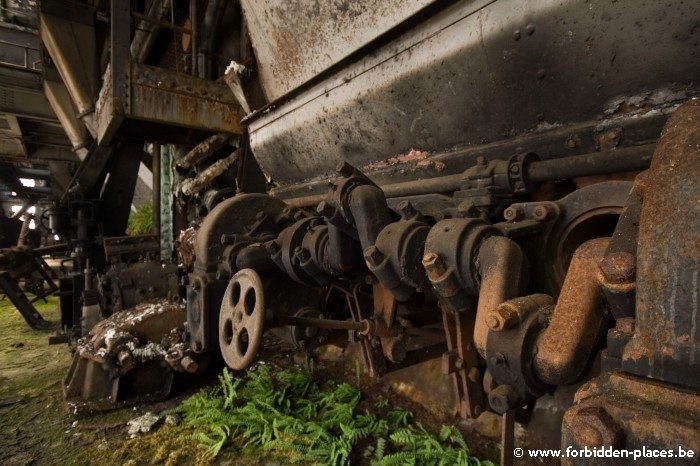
<box><xmin>96</xmin><ymin>62</ymin><xmax>242</xmax><ymax>146</ymax></box>
<box><xmin>440</xmin><ymin>303</ymin><xmax>485</xmax><ymax>419</ymax></box>
<box><xmin>64</xmin><ymin>299</ymin><xmax>199</xmax><ymax>413</ymax></box>
<box><xmin>247</xmin><ymin>0</ymin><xmax>698</xmax><ymax>190</ymax></box>
<box><xmin>176</xmin><ymin>133</ymin><xmax>234</xmax><ymax>170</ymax></box>
<box><xmin>0</xmin><ymin>245</ymin><xmax>57</xmax><ymax>329</ymax></box>
<box><xmin>474</xmin><ymin>236</ymin><xmax>528</xmax><ymax>356</ymax></box>
<box><xmin>562</xmin><ymin>372</ymin><xmax>700</xmax><ymax>465</ymax></box>
<box><xmin>218</xmin><ymin>269</ymin><xmax>266</xmax><ymax>370</ymax></box>
<box><xmin>622</xmin><ymin>98</ymin><xmax>700</xmax><ymax>389</ymax></box>
<box><xmin>534</xmin><ymin>238</ymin><xmax>609</xmax><ymax>386</ymax></box>
<box><xmin>180</xmin><ymin>151</ymin><xmax>239</xmax><ymax>196</ymax></box>
<box><xmin>240</xmin><ymin>0</ymin><xmax>435</xmax><ymax>102</ymax></box>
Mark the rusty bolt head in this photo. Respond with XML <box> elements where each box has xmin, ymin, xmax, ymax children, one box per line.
<box><xmin>503</xmin><ymin>205</ymin><xmax>523</xmax><ymax>221</ymax></box>
<box><xmin>490</xmin><ymin>353</ymin><xmax>507</xmax><ymax>367</ymax></box>
<box><xmin>512</xmin><ymin>30</ymin><xmax>521</xmax><ymax>40</ymax></box>
<box><xmin>363</xmin><ymin>246</ymin><xmax>384</xmax><ymax>268</ymax></box>
<box><xmin>599</xmin><ymin>252</ymin><xmax>636</xmax><ymax>285</ymax></box>
<box><xmin>295</xmin><ymin>247</ymin><xmax>311</xmax><ymax>264</ymax></box>
<box><xmin>336</xmin><ymin>160</ymin><xmax>354</xmax><ymax>177</ymax></box>
<box><xmin>316</xmin><ymin>201</ymin><xmax>337</xmax><ymax>218</ymax></box>
<box><xmin>486</xmin><ymin>305</ymin><xmax>520</xmax><ymax>331</ymax></box>
<box><xmin>616</xmin><ymin>317</ymin><xmax>635</xmax><ymax>335</ymax></box>
<box><xmin>525</xmin><ymin>24</ymin><xmax>536</xmax><ymax>35</ymax></box>
<box><xmin>396</xmin><ymin>200</ymin><xmax>416</xmax><ymax>219</ymax></box>
<box><xmin>264</xmin><ymin>240</ymin><xmax>281</xmax><ymax>255</ymax></box>
<box><xmin>488</xmin><ymin>384</ymin><xmax>519</xmax><ymax>414</ymax></box>
<box><xmin>532</xmin><ymin>205</ymin><xmax>551</xmax><ymax>221</ymax></box>
<box><xmin>181</xmin><ymin>356</ymin><xmax>199</xmax><ymax>374</ymax></box>
<box><xmin>569</xmin><ymin>406</ymin><xmax>624</xmax><ymax>448</ymax></box>
<box><xmin>422</xmin><ymin>251</ymin><xmax>447</xmax><ymax>278</ymax></box>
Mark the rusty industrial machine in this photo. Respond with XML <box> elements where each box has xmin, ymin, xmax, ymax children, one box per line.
<box><xmin>0</xmin><ymin>0</ymin><xmax>697</xmax><ymax>463</ymax></box>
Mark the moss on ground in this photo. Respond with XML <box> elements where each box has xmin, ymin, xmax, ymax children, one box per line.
<box><xmin>0</xmin><ymin>296</ymin><xmax>498</xmax><ymax>466</ymax></box>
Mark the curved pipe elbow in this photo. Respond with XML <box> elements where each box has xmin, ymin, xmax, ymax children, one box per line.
<box><xmin>347</xmin><ymin>184</ymin><xmax>393</xmax><ymax>251</ymax></box>
<box><xmin>534</xmin><ymin>237</ymin><xmax>609</xmax><ymax>386</ymax></box>
<box><xmin>475</xmin><ymin>235</ymin><xmax>529</xmax><ymax>356</ymax></box>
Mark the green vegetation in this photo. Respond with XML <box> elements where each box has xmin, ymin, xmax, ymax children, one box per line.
<box><xmin>127</xmin><ymin>203</ymin><xmax>154</xmax><ymax>236</ymax></box>
<box><xmin>178</xmin><ymin>364</ymin><xmax>495</xmax><ymax>466</ymax></box>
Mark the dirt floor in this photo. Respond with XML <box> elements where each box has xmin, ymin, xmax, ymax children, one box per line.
<box><xmin>1</xmin><ymin>297</ymin><xmax>554</xmax><ymax>465</ymax></box>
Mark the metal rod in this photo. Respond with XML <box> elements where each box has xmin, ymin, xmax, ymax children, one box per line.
<box><xmin>527</xmin><ymin>144</ymin><xmax>654</xmax><ymax>182</ymax></box>
<box><xmin>152</xmin><ymin>144</ymin><xmax>161</xmax><ymax>247</ymax></box>
<box><xmin>273</xmin><ymin>313</ymin><xmax>369</xmax><ymax>332</ymax></box>
<box><xmin>190</xmin><ymin>0</ymin><xmax>197</xmax><ymax>76</ymax></box>
<box><xmin>132</xmin><ymin>11</ymin><xmax>192</xmax><ymax>34</ymax></box>
<box><xmin>281</xmin><ymin>145</ymin><xmax>655</xmax><ymax>208</ymax></box>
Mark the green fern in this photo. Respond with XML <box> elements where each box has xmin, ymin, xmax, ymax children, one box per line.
<box><xmin>177</xmin><ymin>364</ymin><xmax>494</xmax><ymax>465</ymax></box>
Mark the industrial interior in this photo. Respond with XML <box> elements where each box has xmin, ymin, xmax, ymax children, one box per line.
<box><xmin>0</xmin><ymin>0</ymin><xmax>698</xmax><ymax>464</ymax></box>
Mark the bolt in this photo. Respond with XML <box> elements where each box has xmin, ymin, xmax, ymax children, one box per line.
<box><xmin>264</xmin><ymin>240</ymin><xmax>281</xmax><ymax>255</ymax></box>
<box><xmin>599</xmin><ymin>252</ymin><xmax>636</xmax><ymax>285</ymax></box>
<box><xmin>536</xmin><ymin>68</ymin><xmax>546</xmax><ymax>80</ymax></box>
<box><xmin>295</xmin><ymin>247</ymin><xmax>311</xmax><ymax>264</ymax></box>
<box><xmin>488</xmin><ymin>384</ymin><xmax>519</xmax><ymax>414</ymax></box>
<box><xmin>532</xmin><ymin>205</ymin><xmax>551</xmax><ymax>221</ymax></box>
<box><xmin>317</xmin><ymin>201</ymin><xmax>337</xmax><ymax>219</ymax></box>
<box><xmin>569</xmin><ymin>406</ymin><xmax>623</xmax><ymax>448</ymax></box>
<box><xmin>336</xmin><ymin>160</ymin><xmax>355</xmax><ymax>177</ymax></box>
<box><xmin>422</xmin><ymin>252</ymin><xmax>447</xmax><ymax>279</ymax></box>
<box><xmin>566</xmin><ymin>134</ymin><xmax>580</xmax><ymax>149</ymax></box>
<box><xmin>457</xmin><ymin>201</ymin><xmax>482</xmax><ymax>218</ymax></box>
<box><xmin>512</xmin><ymin>30</ymin><xmax>521</xmax><ymax>40</ymax></box>
<box><xmin>363</xmin><ymin>246</ymin><xmax>384</xmax><ymax>268</ymax></box>
<box><xmin>490</xmin><ymin>353</ymin><xmax>507</xmax><ymax>367</ymax></box>
<box><xmin>396</xmin><ymin>200</ymin><xmax>416</xmax><ymax>219</ymax></box>
<box><xmin>503</xmin><ymin>205</ymin><xmax>523</xmax><ymax>221</ymax></box>
<box><xmin>509</xmin><ymin>164</ymin><xmax>520</xmax><ymax>175</ymax></box>
<box><xmin>525</xmin><ymin>24</ymin><xmax>535</xmax><ymax>35</ymax></box>
<box><xmin>181</xmin><ymin>356</ymin><xmax>199</xmax><ymax>373</ymax></box>
<box><xmin>486</xmin><ymin>304</ymin><xmax>520</xmax><ymax>331</ymax></box>
<box><xmin>468</xmin><ymin>367</ymin><xmax>480</xmax><ymax>383</ymax></box>
<box><xmin>616</xmin><ymin>317</ymin><xmax>635</xmax><ymax>335</ymax></box>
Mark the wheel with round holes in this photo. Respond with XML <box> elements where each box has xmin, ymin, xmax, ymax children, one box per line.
<box><xmin>218</xmin><ymin>268</ymin><xmax>265</xmax><ymax>370</ymax></box>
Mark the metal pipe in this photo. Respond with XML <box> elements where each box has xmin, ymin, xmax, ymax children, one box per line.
<box><xmin>273</xmin><ymin>313</ymin><xmax>370</xmax><ymax>333</ymax></box>
<box><xmin>282</xmin><ymin>146</ymin><xmax>654</xmax><ymax>208</ymax></box>
<box><xmin>152</xmin><ymin>144</ymin><xmax>161</xmax><ymax>243</ymax></box>
<box><xmin>131</xmin><ymin>11</ymin><xmax>192</xmax><ymax>34</ymax></box>
<box><xmin>534</xmin><ymin>238</ymin><xmax>609</xmax><ymax>385</ymax></box>
<box><xmin>474</xmin><ymin>236</ymin><xmax>529</xmax><ymax>356</ymax></box>
<box><xmin>527</xmin><ymin>145</ymin><xmax>654</xmax><ymax>182</ymax></box>
<box><xmin>190</xmin><ymin>0</ymin><xmax>197</xmax><ymax>76</ymax></box>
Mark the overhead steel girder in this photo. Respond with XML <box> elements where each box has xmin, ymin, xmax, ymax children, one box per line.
<box><xmin>39</xmin><ymin>0</ymin><xmax>99</xmax><ymax>133</ymax></box>
<box><xmin>95</xmin><ymin>0</ymin><xmax>242</xmax><ymax>147</ymax></box>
